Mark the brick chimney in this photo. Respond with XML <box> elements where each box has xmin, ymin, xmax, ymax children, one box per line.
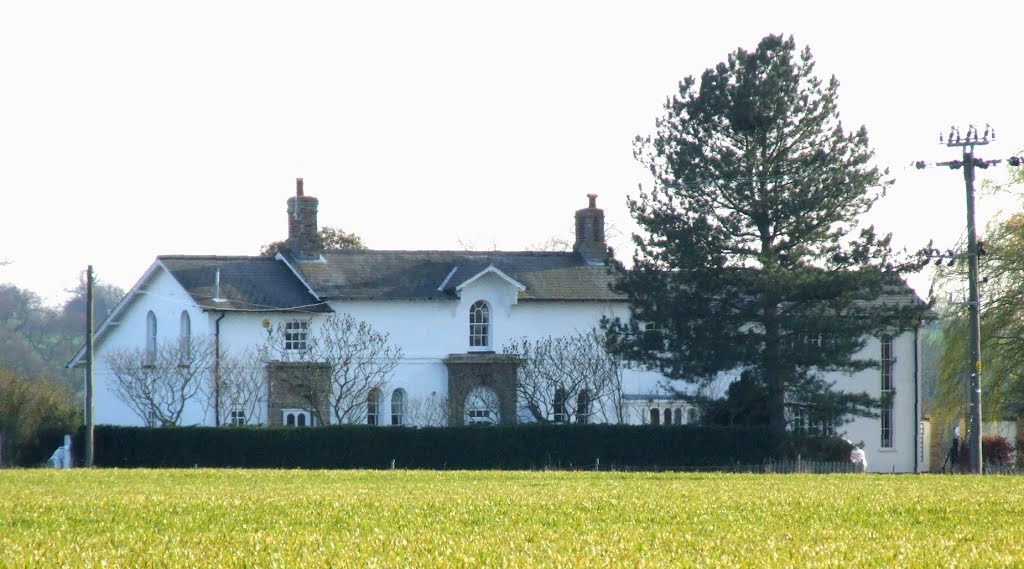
<box><xmin>286</xmin><ymin>178</ymin><xmax>320</xmax><ymax>259</ymax></box>
<box><xmin>573</xmin><ymin>193</ymin><xmax>607</xmax><ymax>264</ymax></box>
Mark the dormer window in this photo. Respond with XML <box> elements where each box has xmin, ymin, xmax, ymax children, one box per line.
<box><xmin>284</xmin><ymin>320</ymin><xmax>308</xmax><ymax>352</ymax></box>
<box><xmin>469</xmin><ymin>301</ymin><xmax>490</xmax><ymax>348</ymax></box>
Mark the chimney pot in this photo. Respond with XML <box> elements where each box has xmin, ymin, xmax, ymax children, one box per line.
<box><xmin>296</xmin><ymin>178</ymin><xmax>304</xmax><ymax>197</ymax></box>
<box><xmin>587</xmin><ymin>193</ymin><xmax>597</xmax><ymax>208</ymax></box>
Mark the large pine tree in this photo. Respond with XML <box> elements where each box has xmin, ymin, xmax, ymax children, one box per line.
<box><xmin>605</xmin><ymin>35</ymin><xmax>927</xmax><ymax>440</ymax></box>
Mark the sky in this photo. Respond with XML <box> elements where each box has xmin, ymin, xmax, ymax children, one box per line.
<box><xmin>2</xmin><ymin>1</ymin><xmax>1022</xmax><ymax>305</ymax></box>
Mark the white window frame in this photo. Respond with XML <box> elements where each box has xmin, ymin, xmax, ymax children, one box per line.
<box><xmin>465</xmin><ymin>386</ymin><xmax>500</xmax><ymax>425</ymax></box>
<box><xmin>468</xmin><ymin>300</ymin><xmax>490</xmax><ymax>349</ymax></box>
<box><xmin>367</xmin><ymin>389</ymin><xmax>381</xmax><ymax>426</ymax></box>
<box><xmin>391</xmin><ymin>389</ymin><xmax>405</xmax><ymax>426</ymax></box>
<box><xmin>145</xmin><ymin>311</ymin><xmax>158</xmax><ymax>365</ymax></box>
<box><xmin>283</xmin><ymin>408</ymin><xmax>312</xmax><ymax>427</ymax></box>
<box><xmin>179</xmin><ymin>311</ymin><xmax>191</xmax><ymax>362</ymax></box>
<box><xmin>284</xmin><ymin>320</ymin><xmax>309</xmax><ymax>352</ymax></box>
<box><xmin>576</xmin><ymin>389</ymin><xmax>591</xmax><ymax>425</ymax></box>
<box><xmin>553</xmin><ymin>387</ymin><xmax>567</xmax><ymax>423</ymax></box>
<box><xmin>881</xmin><ymin>334</ymin><xmax>895</xmax><ymax>448</ymax></box>
<box><xmin>229</xmin><ymin>410</ymin><xmax>246</xmax><ymax>426</ymax></box>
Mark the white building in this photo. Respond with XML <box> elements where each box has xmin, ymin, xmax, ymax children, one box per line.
<box><xmin>71</xmin><ymin>180</ymin><xmax>927</xmax><ymax>472</ymax></box>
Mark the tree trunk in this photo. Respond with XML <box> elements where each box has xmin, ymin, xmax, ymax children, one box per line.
<box><xmin>762</xmin><ymin>297</ymin><xmax>788</xmax><ymax>457</ymax></box>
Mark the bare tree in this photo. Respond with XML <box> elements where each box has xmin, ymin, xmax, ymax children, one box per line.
<box><xmin>525</xmin><ymin>236</ymin><xmax>573</xmax><ymax>252</ymax></box>
<box><xmin>207</xmin><ymin>347</ymin><xmax>267</xmax><ymax>426</ymax></box>
<box><xmin>504</xmin><ymin>331</ymin><xmax>623</xmax><ymax>424</ymax></box>
<box><xmin>105</xmin><ymin>336</ymin><xmax>216</xmax><ymax>426</ymax></box>
<box><xmin>261</xmin><ymin>314</ymin><xmax>403</xmax><ymax>424</ymax></box>
<box><xmin>404</xmin><ymin>392</ymin><xmax>449</xmax><ymax>427</ymax></box>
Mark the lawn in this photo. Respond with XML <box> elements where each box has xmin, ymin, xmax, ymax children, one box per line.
<box><xmin>1</xmin><ymin>470</ymin><xmax>1022</xmax><ymax>567</ymax></box>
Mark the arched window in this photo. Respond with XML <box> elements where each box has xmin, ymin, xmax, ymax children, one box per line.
<box><xmin>367</xmin><ymin>389</ymin><xmax>381</xmax><ymax>426</ymax></box>
<box><xmin>553</xmin><ymin>387</ymin><xmax>567</xmax><ymax>423</ymax></box>
<box><xmin>283</xmin><ymin>408</ymin><xmax>311</xmax><ymax>427</ymax></box>
<box><xmin>576</xmin><ymin>390</ymin><xmax>591</xmax><ymax>424</ymax></box>
<box><xmin>391</xmin><ymin>389</ymin><xmax>405</xmax><ymax>426</ymax></box>
<box><xmin>179</xmin><ymin>311</ymin><xmax>191</xmax><ymax>361</ymax></box>
<box><xmin>687</xmin><ymin>408</ymin><xmax>698</xmax><ymax>425</ymax></box>
<box><xmin>650</xmin><ymin>408</ymin><xmax>660</xmax><ymax>425</ymax></box>
<box><xmin>145</xmin><ymin>311</ymin><xmax>157</xmax><ymax>364</ymax></box>
<box><xmin>673</xmin><ymin>408</ymin><xmax>683</xmax><ymax>425</ymax></box>
<box><xmin>469</xmin><ymin>301</ymin><xmax>490</xmax><ymax>348</ymax></box>
<box><xmin>465</xmin><ymin>386</ymin><xmax>500</xmax><ymax>425</ymax></box>
<box><xmin>663</xmin><ymin>408</ymin><xmax>672</xmax><ymax>426</ymax></box>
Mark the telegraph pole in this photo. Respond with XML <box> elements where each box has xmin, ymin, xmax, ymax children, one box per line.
<box><xmin>955</xmin><ymin>136</ymin><xmax>984</xmax><ymax>476</ymax></box>
<box><xmin>85</xmin><ymin>265</ymin><xmax>95</xmax><ymax>467</ymax></box>
<box><xmin>917</xmin><ymin>124</ymin><xmax>1010</xmax><ymax>474</ymax></box>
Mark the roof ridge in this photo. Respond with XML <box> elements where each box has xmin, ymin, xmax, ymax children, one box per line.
<box><xmin>320</xmin><ymin>249</ymin><xmax>578</xmax><ymax>256</ymax></box>
<box><xmin>157</xmin><ymin>255</ymin><xmax>269</xmax><ymax>261</ymax></box>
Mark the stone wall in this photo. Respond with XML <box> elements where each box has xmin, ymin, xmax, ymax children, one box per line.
<box><xmin>443</xmin><ymin>353</ymin><xmax>521</xmax><ymax>426</ymax></box>
<box><xmin>266</xmin><ymin>361</ymin><xmax>331</xmax><ymax>426</ymax></box>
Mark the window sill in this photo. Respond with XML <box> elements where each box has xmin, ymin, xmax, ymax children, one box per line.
<box><xmin>878</xmin><ymin>448</ymin><xmax>898</xmax><ymax>453</ymax></box>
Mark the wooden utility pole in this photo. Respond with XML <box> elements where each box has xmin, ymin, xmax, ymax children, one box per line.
<box><xmin>936</xmin><ymin>125</ymin><xmax>990</xmax><ymax>473</ymax></box>
<box><xmin>960</xmin><ymin>145</ymin><xmax>984</xmax><ymax>475</ymax></box>
<box><xmin>918</xmin><ymin>127</ymin><xmax>1024</xmax><ymax>474</ymax></box>
<box><xmin>85</xmin><ymin>265</ymin><xmax>95</xmax><ymax>467</ymax></box>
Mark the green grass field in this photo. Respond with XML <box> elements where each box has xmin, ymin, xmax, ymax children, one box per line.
<box><xmin>2</xmin><ymin>470</ymin><xmax>1022</xmax><ymax>567</ymax></box>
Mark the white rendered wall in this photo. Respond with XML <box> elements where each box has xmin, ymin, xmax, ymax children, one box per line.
<box><xmin>830</xmin><ymin>331</ymin><xmax>919</xmax><ymax>473</ymax></box>
<box><xmin>90</xmin><ymin>261</ymin><xmax>922</xmax><ymax>472</ymax></box>
<box><xmin>90</xmin><ymin>264</ymin><xmax>211</xmax><ymax>426</ymax></box>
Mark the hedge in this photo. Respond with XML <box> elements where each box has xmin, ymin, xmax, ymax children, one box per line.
<box><xmin>70</xmin><ymin>424</ymin><xmax>851</xmax><ymax>470</ymax></box>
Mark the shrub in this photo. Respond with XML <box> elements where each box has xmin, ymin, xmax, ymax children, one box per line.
<box><xmin>75</xmin><ymin>424</ymin><xmax>848</xmax><ymax>470</ymax></box>
<box><xmin>956</xmin><ymin>435</ymin><xmax>1016</xmax><ymax>470</ymax></box>
<box><xmin>0</xmin><ymin>369</ymin><xmax>81</xmax><ymax>466</ymax></box>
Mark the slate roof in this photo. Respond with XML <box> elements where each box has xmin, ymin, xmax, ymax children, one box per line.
<box><xmin>158</xmin><ymin>256</ymin><xmax>331</xmax><ymax>313</ymax></box>
<box><xmin>285</xmin><ymin>250</ymin><xmax>623</xmax><ymax>301</ymax></box>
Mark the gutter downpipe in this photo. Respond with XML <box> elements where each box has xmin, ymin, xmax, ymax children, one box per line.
<box><xmin>214</xmin><ymin>312</ymin><xmax>226</xmax><ymax>427</ymax></box>
<box><xmin>914</xmin><ymin>326</ymin><xmax>920</xmax><ymax>474</ymax></box>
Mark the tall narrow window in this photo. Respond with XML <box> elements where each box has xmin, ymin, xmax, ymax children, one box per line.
<box><xmin>367</xmin><ymin>388</ymin><xmax>381</xmax><ymax>426</ymax></box>
<box><xmin>285</xmin><ymin>321</ymin><xmax>308</xmax><ymax>352</ymax></box>
<box><xmin>145</xmin><ymin>311</ymin><xmax>157</xmax><ymax>365</ymax></box>
<box><xmin>663</xmin><ymin>408</ymin><xmax>672</xmax><ymax>426</ymax></box>
<box><xmin>576</xmin><ymin>390</ymin><xmax>590</xmax><ymax>424</ymax></box>
<box><xmin>391</xmin><ymin>389</ymin><xmax>405</xmax><ymax>426</ymax></box>
<box><xmin>673</xmin><ymin>408</ymin><xmax>683</xmax><ymax>425</ymax></box>
<box><xmin>687</xmin><ymin>408</ymin><xmax>698</xmax><ymax>425</ymax></box>
<box><xmin>469</xmin><ymin>301</ymin><xmax>490</xmax><ymax>348</ymax></box>
<box><xmin>790</xmin><ymin>405</ymin><xmax>806</xmax><ymax>435</ymax></box>
<box><xmin>650</xmin><ymin>408</ymin><xmax>660</xmax><ymax>425</ymax></box>
<box><xmin>553</xmin><ymin>387</ymin><xmax>567</xmax><ymax>423</ymax></box>
<box><xmin>179</xmin><ymin>311</ymin><xmax>191</xmax><ymax>362</ymax></box>
<box><xmin>881</xmin><ymin>335</ymin><xmax>894</xmax><ymax>448</ymax></box>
